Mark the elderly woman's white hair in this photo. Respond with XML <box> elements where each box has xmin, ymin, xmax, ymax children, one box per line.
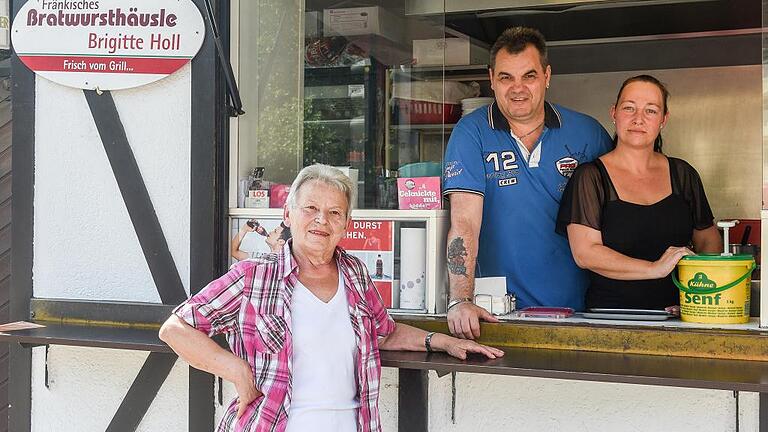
<box><xmin>286</xmin><ymin>164</ymin><xmax>356</xmax><ymax>215</ymax></box>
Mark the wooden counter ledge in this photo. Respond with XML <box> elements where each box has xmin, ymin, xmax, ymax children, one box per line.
<box><xmin>394</xmin><ymin>315</ymin><xmax>768</xmax><ymax>362</ymax></box>
<box><xmin>3</xmin><ymin>297</ymin><xmax>768</xmax><ymax>393</ymax></box>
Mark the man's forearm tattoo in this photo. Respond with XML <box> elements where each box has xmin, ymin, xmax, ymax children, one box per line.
<box><xmin>447</xmin><ymin>237</ymin><xmax>469</xmax><ymax>277</ymax></box>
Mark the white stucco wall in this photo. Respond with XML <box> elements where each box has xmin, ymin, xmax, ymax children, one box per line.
<box><xmin>377</xmin><ymin>372</ymin><xmax>760</xmax><ymax>432</ymax></box>
<box><xmin>30</xmin><ymin>64</ymin><xmax>193</xmax><ymax>430</ymax></box>
<box><xmin>31</xmin><ymin>346</ymin><xmax>189</xmax><ymax>432</ymax></box>
<box><xmin>33</xmin><ymin>66</ymin><xmax>191</xmax><ymax>302</ymax></box>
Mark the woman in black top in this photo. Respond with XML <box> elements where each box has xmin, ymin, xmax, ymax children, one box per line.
<box><xmin>557</xmin><ymin>75</ymin><xmax>721</xmax><ymax>311</ymax></box>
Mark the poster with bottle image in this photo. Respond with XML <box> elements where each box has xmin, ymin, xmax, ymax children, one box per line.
<box><xmin>338</xmin><ymin>220</ymin><xmax>395</xmax><ymax>308</ymax></box>
<box><xmin>230</xmin><ymin>218</ymin><xmax>291</xmax><ymax>265</ymax></box>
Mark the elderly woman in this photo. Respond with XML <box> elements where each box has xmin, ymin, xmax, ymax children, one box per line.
<box><xmin>160</xmin><ymin>164</ymin><xmax>503</xmax><ymax>432</ymax></box>
<box><xmin>556</xmin><ymin>75</ymin><xmax>721</xmax><ymax>311</ymax></box>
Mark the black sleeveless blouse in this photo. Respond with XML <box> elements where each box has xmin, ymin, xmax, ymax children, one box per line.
<box><xmin>556</xmin><ymin>157</ymin><xmax>715</xmax><ymax>310</ymax></box>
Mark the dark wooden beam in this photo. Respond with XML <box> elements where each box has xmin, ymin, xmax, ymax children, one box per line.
<box><xmin>83</xmin><ymin>90</ymin><xmax>187</xmax><ymax>306</ymax></box>
<box><xmin>105</xmin><ymin>353</ymin><xmax>178</xmax><ymax>432</ymax></box>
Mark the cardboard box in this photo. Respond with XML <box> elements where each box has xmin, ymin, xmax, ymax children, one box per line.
<box><xmin>413</xmin><ymin>38</ymin><xmax>489</xmax><ymax>66</ymax></box>
<box><xmin>323</xmin><ymin>7</ymin><xmax>404</xmax><ymax>44</ymax></box>
<box><xmin>245</xmin><ymin>189</ymin><xmax>269</xmax><ymax>208</ymax></box>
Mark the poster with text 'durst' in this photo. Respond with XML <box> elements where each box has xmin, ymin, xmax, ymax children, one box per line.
<box><xmin>339</xmin><ymin>220</ymin><xmax>395</xmax><ymax>308</ymax></box>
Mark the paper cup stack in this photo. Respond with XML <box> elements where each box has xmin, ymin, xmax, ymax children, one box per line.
<box><xmin>461</xmin><ymin>97</ymin><xmax>494</xmax><ymax>116</ymax></box>
<box><xmin>399</xmin><ymin>228</ymin><xmax>427</xmax><ymax>310</ymax></box>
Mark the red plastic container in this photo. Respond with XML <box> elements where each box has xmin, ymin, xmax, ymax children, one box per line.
<box><xmin>517</xmin><ymin>307</ymin><xmax>574</xmax><ymax>319</ymax></box>
<box><xmin>393</xmin><ymin>98</ymin><xmax>461</xmax><ymax>124</ymax></box>
<box><xmin>269</xmin><ymin>184</ymin><xmax>290</xmax><ymax>208</ymax></box>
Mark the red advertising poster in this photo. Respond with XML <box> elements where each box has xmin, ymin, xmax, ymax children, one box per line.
<box><xmin>230</xmin><ymin>218</ymin><xmax>396</xmax><ymax>308</ymax></box>
<box><xmin>339</xmin><ymin>220</ymin><xmax>395</xmax><ymax>308</ymax></box>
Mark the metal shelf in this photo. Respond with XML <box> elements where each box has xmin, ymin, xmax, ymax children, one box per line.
<box><xmin>0</xmin><ymin>322</ymin><xmax>171</xmax><ymax>353</ymax></box>
<box><xmin>6</xmin><ymin>319</ymin><xmax>768</xmax><ymax>393</ymax></box>
<box><xmin>380</xmin><ymin>347</ymin><xmax>768</xmax><ymax>392</ymax></box>
<box><xmin>390</xmin><ymin>123</ymin><xmax>456</xmax><ymax>131</ymax></box>
<box><xmin>230</xmin><ymin>208</ymin><xmax>448</xmax><ymax>220</ymax></box>
<box><xmin>390</xmin><ymin>64</ymin><xmax>489</xmax><ymax>81</ymax></box>
<box><xmin>304</xmin><ymin>117</ymin><xmax>365</xmax><ymax>126</ymax></box>
<box><xmin>391</xmin><ymin>64</ymin><xmax>488</xmax><ymax>73</ymax></box>
<box><xmin>304</xmin><ymin>61</ymin><xmax>371</xmax><ymax>70</ymax></box>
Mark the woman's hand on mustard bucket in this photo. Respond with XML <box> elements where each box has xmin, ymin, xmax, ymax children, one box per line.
<box><xmin>652</xmin><ymin>246</ymin><xmax>695</xmax><ymax>279</ymax></box>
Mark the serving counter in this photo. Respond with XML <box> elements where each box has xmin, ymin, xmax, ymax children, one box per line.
<box><xmin>3</xmin><ymin>299</ymin><xmax>768</xmax><ymax>431</ymax></box>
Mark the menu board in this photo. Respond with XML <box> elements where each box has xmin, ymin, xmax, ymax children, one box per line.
<box><xmin>339</xmin><ymin>220</ymin><xmax>395</xmax><ymax>308</ymax></box>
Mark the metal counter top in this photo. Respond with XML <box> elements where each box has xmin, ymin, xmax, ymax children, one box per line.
<box><xmin>380</xmin><ymin>347</ymin><xmax>768</xmax><ymax>392</ymax></box>
<box><xmin>3</xmin><ymin>308</ymin><xmax>768</xmax><ymax>392</ymax></box>
<box><xmin>2</xmin><ymin>320</ymin><xmax>768</xmax><ymax>391</ymax></box>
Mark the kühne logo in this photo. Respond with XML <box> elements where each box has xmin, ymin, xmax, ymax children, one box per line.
<box><xmin>687</xmin><ymin>272</ymin><xmax>717</xmax><ymax>290</ymax></box>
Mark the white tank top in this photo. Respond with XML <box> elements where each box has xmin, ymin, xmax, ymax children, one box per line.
<box><xmin>285</xmin><ymin>272</ymin><xmax>359</xmax><ymax>432</ymax></box>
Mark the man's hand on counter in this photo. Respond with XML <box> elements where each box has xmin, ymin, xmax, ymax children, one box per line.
<box><xmin>447</xmin><ymin>302</ymin><xmax>499</xmax><ymax>339</ymax></box>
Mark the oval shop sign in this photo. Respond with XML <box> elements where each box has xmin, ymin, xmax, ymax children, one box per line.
<box><xmin>12</xmin><ymin>0</ymin><xmax>205</xmax><ymax>90</ymax></box>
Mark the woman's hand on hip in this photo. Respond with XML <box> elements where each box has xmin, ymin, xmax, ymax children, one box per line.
<box><xmin>234</xmin><ymin>359</ymin><xmax>262</xmax><ymax>418</ymax></box>
<box><xmin>651</xmin><ymin>246</ymin><xmax>694</xmax><ymax>279</ymax></box>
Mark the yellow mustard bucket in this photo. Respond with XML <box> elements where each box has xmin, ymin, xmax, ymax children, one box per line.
<box><xmin>674</xmin><ymin>254</ymin><xmax>755</xmax><ymax>324</ymax></box>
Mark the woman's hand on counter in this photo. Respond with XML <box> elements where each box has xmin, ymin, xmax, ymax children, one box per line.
<box><xmin>650</xmin><ymin>246</ymin><xmax>694</xmax><ymax>279</ymax></box>
<box><xmin>432</xmin><ymin>333</ymin><xmax>505</xmax><ymax>360</ymax></box>
<box><xmin>447</xmin><ymin>302</ymin><xmax>499</xmax><ymax>340</ymax></box>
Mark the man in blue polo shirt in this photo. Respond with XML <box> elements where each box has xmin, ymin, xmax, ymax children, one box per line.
<box><xmin>444</xmin><ymin>27</ymin><xmax>612</xmax><ymax>339</ymax></box>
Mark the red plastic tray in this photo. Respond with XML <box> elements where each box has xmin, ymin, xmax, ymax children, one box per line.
<box><xmin>393</xmin><ymin>98</ymin><xmax>461</xmax><ymax>124</ymax></box>
<box><xmin>517</xmin><ymin>307</ymin><xmax>574</xmax><ymax>318</ymax></box>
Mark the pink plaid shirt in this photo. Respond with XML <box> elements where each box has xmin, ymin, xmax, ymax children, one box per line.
<box><xmin>174</xmin><ymin>242</ymin><xmax>396</xmax><ymax>432</ymax></box>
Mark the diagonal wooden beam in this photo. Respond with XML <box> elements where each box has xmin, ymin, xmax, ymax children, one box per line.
<box><xmin>105</xmin><ymin>353</ymin><xmax>178</xmax><ymax>432</ymax></box>
<box><xmin>83</xmin><ymin>90</ymin><xmax>187</xmax><ymax>305</ymax></box>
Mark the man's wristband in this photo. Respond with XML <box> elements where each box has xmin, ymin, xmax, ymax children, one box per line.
<box><xmin>424</xmin><ymin>332</ymin><xmax>436</xmax><ymax>353</ymax></box>
<box><xmin>447</xmin><ymin>297</ymin><xmax>473</xmax><ymax>312</ymax></box>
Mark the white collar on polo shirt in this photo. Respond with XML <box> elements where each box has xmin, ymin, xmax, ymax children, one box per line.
<box><xmin>510</xmin><ymin>131</ymin><xmax>542</xmax><ymax>168</ymax></box>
